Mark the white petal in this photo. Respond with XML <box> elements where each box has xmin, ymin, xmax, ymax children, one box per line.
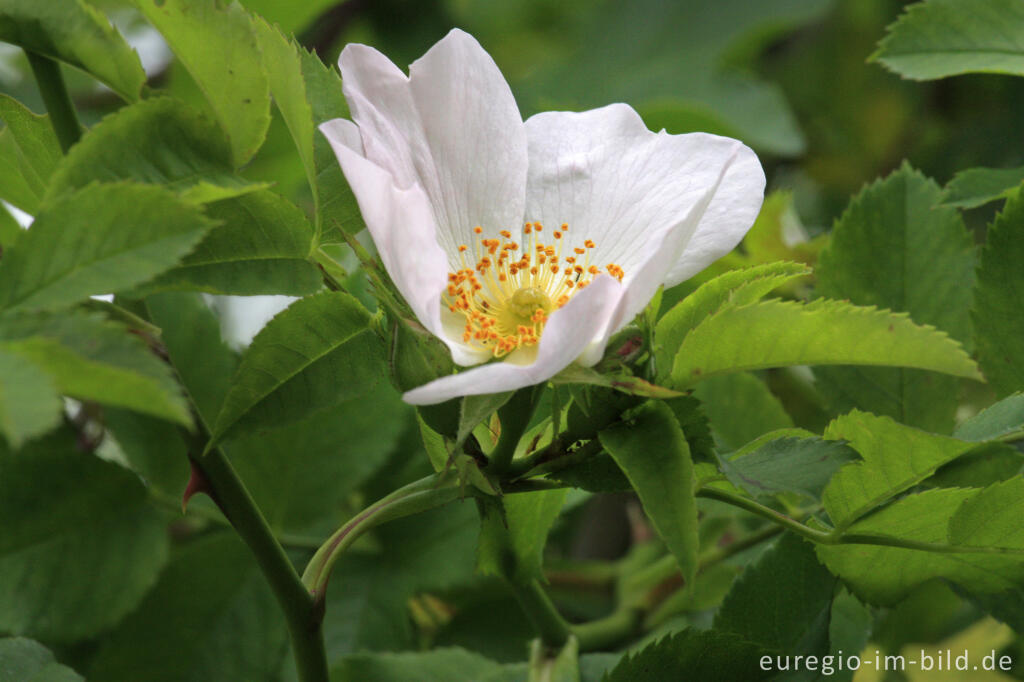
<box><xmin>319</xmin><ymin>118</ymin><xmax>488</xmax><ymax>367</ymax></box>
<box><xmin>340</xmin><ymin>29</ymin><xmax>527</xmax><ymax>260</ymax></box>
<box><xmin>402</xmin><ymin>275</ymin><xmax>623</xmax><ymax>405</ymax></box>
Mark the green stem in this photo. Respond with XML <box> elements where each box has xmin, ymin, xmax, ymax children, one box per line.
<box><xmin>488</xmin><ymin>387</ymin><xmax>540</xmax><ymax>474</ymax></box>
<box><xmin>25</xmin><ymin>52</ymin><xmax>82</xmax><ymax>152</ymax></box>
<box><xmin>509</xmin><ymin>579</ymin><xmax>572</xmax><ymax>649</ymax></box>
<box><xmin>997</xmin><ymin>428</ymin><xmax>1024</xmax><ymax>445</ymax></box>
<box><xmin>697</xmin><ymin>487</ymin><xmax>832</xmax><ymax>543</ymax></box>
<box><xmin>572</xmin><ymin>607</ymin><xmax>641</xmax><ymax>651</ymax></box>
<box><xmin>195</xmin><ymin>449</ymin><xmax>328</xmax><ymax>682</ymax></box>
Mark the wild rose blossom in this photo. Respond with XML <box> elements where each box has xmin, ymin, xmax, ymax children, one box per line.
<box><xmin>321</xmin><ymin>29</ymin><xmax>765</xmax><ymax>405</ymax></box>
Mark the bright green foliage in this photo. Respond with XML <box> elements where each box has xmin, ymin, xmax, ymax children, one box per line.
<box><xmin>815</xmin><ymin>488</ymin><xmax>1024</xmax><ymax>604</ymax></box>
<box><xmin>133</xmin><ymin>191</ymin><xmax>321</xmax><ymax>296</ymax></box>
<box><xmin>0</xmin><ymin>94</ymin><xmax>61</xmax><ymax>214</ymax></box>
<box><xmin>603</xmin><ymin>628</ymin><xmax>771</xmax><ymax>681</ymax></box>
<box><xmin>954</xmin><ymin>393</ymin><xmax>1024</xmax><ymax>442</ymax></box>
<box><xmin>0</xmin><ymin>203</ymin><xmax>21</xmax><ymax>247</ymax></box>
<box><xmin>714</xmin><ymin>534</ymin><xmax>836</xmax><ymax>654</ymax></box>
<box><xmin>600</xmin><ymin>401</ymin><xmax>698</xmax><ymax>581</ymax></box>
<box><xmin>822</xmin><ymin>410</ymin><xmax>977</xmax><ymax>529</ymax></box>
<box><xmin>973</xmin><ymin>188</ymin><xmax>1024</xmax><ymax>397</ymax></box>
<box><xmin>0</xmin><ymin>348</ymin><xmax>61</xmax><ymax>448</ymax></box>
<box><xmin>45</xmin><ymin>98</ymin><xmax>264</xmax><ymax>205</ymax></box>
<box><xmin>670</xmin><ymin>298</ymin><xmax>981</xmax><ymax>388</ymax></box>
<box><xmin>0</xmin><ymin>637</ymin><xmax>84</xmax><ymax>682</ymax></box>
<box><xmin>133</xmin><ymin>0</ymin><xmax>271</xmax><ymax>167</ymax></box>
<box><xmin>238</xmin><ymin>0</ymin><xmax>336</xmax><ymax>33</ymax></box>
<box><xmin>0</xmin><ymin>429</ymin><xmax>169</xmax><ymax>642</ymax></box>
<box><xmin>654</xmin><ymin>261</ymin><xmax>810</xmax><ymax>379</ymax></box>
<box><xmin>0</xmin><ymin>184</ymin><xmax>215</xmax><ymax>313</ymax></box>
<box><xmin>721</xmin><ymin>435</ymin><xmax>857</xmax><ymax>500</ymax></box>
<box><xmin>942</xmin><ymin>166</ymin><xmax>1024</xmax><ymax>208</ymax></box>
<box><xmin>693</xmin><ymin>373</ymin><xmax>793</xmax><ymax>451</ymax></box>
<box><xmin>873</xmin><ymin>0</ymin><xmax>1024</xmax><ymax>80</ymax></box>
<box><xmin>331</xmin><ymin>648</ymin><xmax>506</xmax><ymax>682</ymax></box>
<box><xmin>251</xmin><ymin>17</ymin><xmax>363</xmax><ymax>242</ymax></box>
<box><xmin>0</xmin><ymin>312</ymin><xmax>192</xmax><ymax>426</ymax></box>
<box><xmin>0</xmin><ymin>0</ymin><xmax>145</xmax><ymax>101</ymax></box>
<box><xmin>89</xmin><ymin>533</ymin><xmax>288</xmax><ymax>682</ymax></box>
<box><xmin>552</xmin><ymin>365</ymin><xmax>681</xmax><ymax>399</ymax></box>
<box><xmin>815</xmin><ymin>164</ymin><xmax>975</xmax><ymax>433</ymax></box>
<box><xmin>477</xmin><ymin>489</ymin><xmax>567</xmax><ymax>583</ymax></box>
<box><xmin>949</xmin><ymin>477</ymin><xmax>1024</xmax><ymax>548</ymax></box>
<box><xmin>209</xmin><ymin>291</ymin><xmax>382</xmax><ymax>447</ymax></box>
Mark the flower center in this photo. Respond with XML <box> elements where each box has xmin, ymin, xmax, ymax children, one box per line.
<box><xmin>445</xmin><ymin>222</ymin><xmax>625</xmax><ymax>358</ymax></box>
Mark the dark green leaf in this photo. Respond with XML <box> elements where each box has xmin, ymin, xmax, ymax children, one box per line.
<box><xmin>0</xmin><ymin>348</ymin><xmax>61</xmax><ymax>449</ymax></box>
<box><xmin>942</xmin><ymin>166</ymin><xmax>1024</xmax><ymax>209</ymax></box>
<box><xmin>529</xmin><ymin>637</ymin><xmax>579</xmax><ymax>682</ymax></box>
<box><xmin>973</xmin><ymin>188</ymin><xmax>1024</xmax><ymax>397</ymax></box>
<box><xmin>722</xmin><ymin>436</ymin><xmax>857</xmax><ymax>501</ymax></box>
<box><xmin>0</xmin><ymin>184</ymin><xmax>215</xmax><ymax>313</ymax></box>
<box><xmin>663</xmin><ymin>395</ymin><xmax>716</xmax><ymax>462</ymax></box>
<box><xmin>693</xmin><ymin>372</ymin><xmax>792</xmax><ymax>451</ymax></box>
<box><xmin>600</xmin><ymin>401</ymin><xmax>698</xmax><ymax>581</ymax></box>
<box><xmin>815</xmin><ymin>164</ymin><xmax>975</xmax><ymax>433</ymax></box>
<box><xmin>134</xmin><ymin>0</ymin><xmax>271</xmax><ymax>166</ymax></box>
<box><xmin>89</xmin><ymin>533</ymin><xmax>288</xmax><ymax>682</ymax></box>
<box><xmin>0</xmin><ymin>94</ymin><xmax>61</xmax><ymax>214</ymax></box>
<box><xmin>954</xmin><ymin>393</ymin><xmax>1024</xmax><ymax>442</ymax></box>
<box><xmin>0</xmin><ymin>637</ymin><xmax>84</xmax><ymax>682</ymax></box>
<box><xmin>331</xmin><ymin>648</ymin><xmax>506</xmax><ymax>682</ymax></box>
<box><xmin>0</xmin><ymin>428</ymin><xmax>169</xmax><ymax>641</ymax></box>
<box><xmin>209</xmin><ymin>291</ymin><xmax>382</xmax><ymax>447</ymax></box>
<box><xmin>477</xmin><ymin>489</ymin><xmax>567</xmax><ymax>582</ymax></box>
<box><xmin>603</xmin><ymin>629</ymin><xmax>771</xmax><ymax>682</ymax></box>
<box><xmin>0</xmin><ymin>0</ymin><xmax>145</xmax><ymax>100</ymax></box>
<box><xmin>549</xmin><ymin>452</ymin><xmax>632</xmax><ymax>493</ymax></box>
<box><xmin>948</xmin><ymin>476</ymin><xmax>1024</xmax><ymax>549</ymax></box>
<box><xmin>45</xmin><ymin>98</ymin><xmax>265</xmax><ymax>205</ymax></box>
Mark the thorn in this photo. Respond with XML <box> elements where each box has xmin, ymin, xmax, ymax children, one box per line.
<box><xmin>182</xmin><ymin>459</ymin><xmax>214</xmax><ymax>513</ymax></box>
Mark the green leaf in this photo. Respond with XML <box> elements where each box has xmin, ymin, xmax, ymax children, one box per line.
<box><xmin>548</xmin><ymin>453</ymin><xmax>632</xmax><ymax>494</ymax></box>
<box><xmin>0</xmin><ymin>94</ymin><xmax>61</xmax><ymax>214</ymax></box>
<box><xmin>599</xmin><ymin>401</ymin><xmax>698</xmax><ymax>581</ymax></box>
<box><xmin>654</xmin><ymin>261</ymin><xmax>811</xmax><ymax>379</ymax></box>
<box><xmin>973</xmin><ymin>188</ymin><xmax>1024</xmax><ymax>397</ymax></box>
<box><xmin>0</xmin><ymin>348</ymin><xmax>61</xmax><ymax>448</ymax></box>
<box><xmin>89</xmin><ymin>533</ymin><xmax>288</xmax><ymax>682</ymax></box>
<box><xmin>815</xmin><ymin>488</ymin><xmax>1024</xmax><ymax>604</ymax></box>
<box><xmin>209</xmin><ymin>291</ymin><xmax>382</xmax><ymax>447</ymax></box>
<box><xmin>663</xmin><ymin>395</ymin><xmax>716</xmax><ymax>463</ymax></box>
<box><xmin>0</xmin><ymin>428</ymin><xmax>169</xmax><ymax>642</ymax></box>
<box><xmin>603</xmin><ymin>628</ymin><xmax>771</xmax><ymax>682</ymax></box>
<box><xmin>670</xmin><ymin>298</ymin><xmax>982</xmax><ymax>388</ymax></box>
<box><xmin>815</xmin><ymin>164</ymin><xmax>975</xmax><ymax>433</ymax></box>
<box><xmin>954</xmin><ymin>393</ymin><xmax>1024</xmax><ymax>442</ymax></box>
<box><xmin>0</xmin><ymin>311</ymin><xmax>192</xmax><ymax>426</ymax></box>
<box><xmin>477</xmin><ymin>489</ymin><xmax>567</xmax><ymax>582</ymax></box>
<box><xmin>942</xmin><ymin>166</ymin><xmax>1024</xmax><ymax>209</ymax></box>
<box><xmin>822</xmin><ymin>410</ymin><xmax>977</xmax><ymax>529</ymax></box>
<box><xmin>721</xmin><ymin>435</ymin><xmax>857</xmax><ymax>501</ymax></box>
<box><xmin>949</xmin><ymin>477</ymin><xmax>1024</xmax><ymax>549</ymax></box>
<box><xmin>714</xmin><ymin>533</ymin><xmax>836</xmax><ymax>653</ymax></box>
<box><xmin>131</xmin><ymin>191</ymin><xmax>320</xmax><ymax>296</ymax></box>
<box><xmin>251</xmin><ymin>17</ymin><xmax>363</xmax><ymax>242</ymax></box>
<box><xmin>0</xmin><ymin>637</ymin><xmax>84</xmax><ymax>682</ymax></box>
<box><xmin>0</xmin><ymin>184</ymin><xmax>215</xmax><ymax>313</ymax></box>
<box><xmin>872</xmin><ymin>0</ymin><xmax>1024</xmax><ymax>80</ymax></box>
<box><xmin>45</xmin><ymin>98</ymin><xmax>265</xmax><ymax>205</ymax></box>
<box><xmin>552</xmin><ymin>365</ymin><xmax>681</xmax><ymax>399</ymax></box>
<box><xmin>692</xmin><ymin>373</ymin><xmax>792</xmax><ymax>452</ymax></box>
<box><xmin>529</xmin><ymin>637</ymin><xmax>579</xmax><ymax>682</ymax></box>
<box><xmin>0</xmin><ymin>0</ymin><xmax>145</xmax><ymax>101</ymax></box>
<box><xmin>331</xmin><ymin>648</ymin><xmax>505</xmax><ymax>682</ymax></box>
<box><xmin>0</xmin><ymin>203</ymin><xmax>19</xmax><ymax>248</ymax></box>
<box><xmin>134</xmin><ymin>0</ymin><xmax>271</xmax><ymax>166</ymax></box>
<box><xmin>238</xmin><ymin>0</ymin><xmax>336</xmax><ymax>33</ymax></box>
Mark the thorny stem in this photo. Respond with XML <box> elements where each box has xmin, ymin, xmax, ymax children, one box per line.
<box><xmin>25</xmin><ymin>52</ymin><xmax>82</xmax><ymax>152</ymax></box>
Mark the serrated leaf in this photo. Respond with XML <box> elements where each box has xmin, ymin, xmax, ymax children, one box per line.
<box><xmin>0</xmin><ymin>348</ymin><xmax>61</xmax><ymax>448</ymax></box>
<box><xmin>815</xmin><ymin>164</ymin><xmax>975</xmax><ymax>433</ymax></box>
<box><xmin>0</xmin><ymin>184</ymin><xmax>215</xmax><ymax>313</ymax></box>
<box><xmin>693</xmin><ymin>372</ymin><xmax>792</xmax><ymax>452</ymax></box>
<box><xmin>873</xmin><ymin>0</ymin><xmax>1024</xmax><ymax>80</ymax></box>
<box><xmin>89</xmin><ymin>533</ymin><xmax>287</xmax><ymax>682</ymax></box>
<box><xmin>251</xmin><ymin>17</ymin><xmax>363</xmax><ymax>242</ymax></box>
<box><xmin>663</xmin><ymin>395</ymin><xmax>715</xmax><ymax>462</ymax></box>
<box><xmin>131</xmin><ymin>191</ymin><xmax>320</xmax><ymax>296</ymax></box>
<box><xmin>973</xmin><ymin>188</ymin><xmax>1024</xmax><ymax>397</ymax></box>
<box><xmin>603</xmin><ymin>629</ymin><xmax>771</xmax><ymax>682</ymax></box>
<box><xmin>822</xmin><ymin>410</ymin><xmax>977</xmax><ymax>529</ymax></box>
<box><xmin>0</xmin><ymin>428</ymin><xmax>169</xmax><ymax>642</ymax></box>
<box><xmin>654</xmin><ymin>261</ymin><xmax>810</xmax><ymax>379</ymax></box>
<box><xmin>949</xmin><ymin>477</ymin><xmax>1024</xmax><ymax>549</ymax></box>
<box><xmin>549</xmin><ymin>453</ymin><xmax>632</xmax><ymax>493</ymax></box>
<box><xmin>0</xmin><ymin>311</ymin><xmax>192</xmax><ymax>426</ymax></box>
<box><xmin>599</xmin><ymin>401</ymin><xmax>698</xmax><ymax>581</ymax></box>
<box><xmin>0</xmin><ymin>94</ymin><xmax>61</xmax><ymax>214</ymax></box>
<box><xmin>134</xmin><ymin>0</ymin><xmax>271</xmax><ymax>166</ymax></box>
<box><xmin>209</xmin><ymin>291</ymin><xmax>382</xmax><ymax>447</ymax></box>
<box><xmin>942</xmin><ymin>166</ymin><xmax>1024</xmax><ymax>209</ymax></box>
<box><xmin>714</xmin><ymin>533</ymin><xmax>836</xmax><ymax>653</ymax></box>
<box><xmin>45</xmin><ymin>98</ymin><xmax>265</xmax><ymax>205</ymax></box>
<box><xmin>670</xmin><ymin>298</ymin><xmax>981</xmax><ymax>388</ymax></box>
<box><xmin>0</xmin><ymin>637</ymin><xmax>84</xmax><ymax>682</ymax></box>
<box><xmin>0</xmin><ymin>0</ymin><xmax>145</xmax><ymax>101</ymax></box>
<box><xmin>955</xmin><ymin>393</ymin><xmax>1024</xmax><ymax>442</ymax></box>
<box><xmin>816</xmin><ymin>488</ymin><xmax>1024</xmax><ymax>605</ymax></box>
<box><xmin>722</xmin><ymin>435</ymin><xmax>857</xmax><ymax>501</ymax></box>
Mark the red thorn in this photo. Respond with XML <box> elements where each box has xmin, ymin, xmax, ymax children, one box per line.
<box><xmin>182</xmin><ymin>459</ymin><xmax>213</xmax><ymax>513</ymax></box>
